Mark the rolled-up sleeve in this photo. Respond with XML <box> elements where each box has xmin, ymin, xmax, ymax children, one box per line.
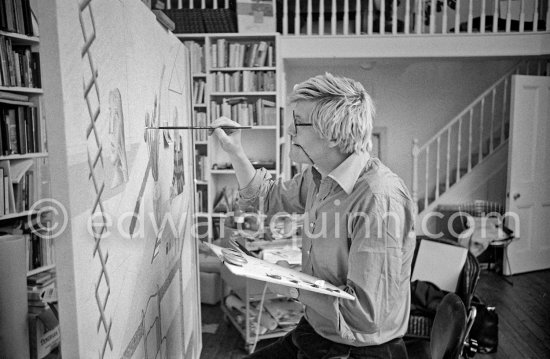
<box><xmin>238</xmin><ymin>167</ymin><xmax>309</xmax><ymax>216</ymax></box>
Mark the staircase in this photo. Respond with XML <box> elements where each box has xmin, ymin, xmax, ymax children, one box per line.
<box><xmin>412</xmin><ymin>59</ymin><xmax>550</xmax><ymax>226</ymax></box>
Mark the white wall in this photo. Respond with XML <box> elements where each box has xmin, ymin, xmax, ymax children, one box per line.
<box><xmin>284</xmin><ymin>57</ymin><xmax>517</xmax><ymax>189</ymax></box>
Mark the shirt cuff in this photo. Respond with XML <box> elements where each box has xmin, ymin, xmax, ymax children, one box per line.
<box><xmin>239</xmin><ymin>168</ymin><xmax>269</xmax><ymax>201</ymax></box>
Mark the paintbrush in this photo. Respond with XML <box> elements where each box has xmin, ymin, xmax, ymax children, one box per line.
<box><xmin>146</xmin><ymin>126</ymin><xmax>252</xmax><ymax>130</ymax></box>
<box><xmin>146</xmin><ymin>126</ymin><xmax>252</xmax><ymax>135</ymax></box>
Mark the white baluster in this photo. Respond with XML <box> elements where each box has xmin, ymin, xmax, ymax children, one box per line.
<box><xmin>392</xmin><ymin>0</ymin><xmax>398</xmax><ymax>34</ymax></box>
<box><xmin>430</xmin><ymin>0</ymin><xmax>436</xmax><ymax>34</ymax></box>
<box><xmin>356</xmin><ymin>0</ymin><xmax>361</xmax><ymax>34</ymax></box>
<box><xmin>201</xmin><ymin>0</ymin><xmax>206</xmax><ymax>10</ymax></box>
<box><xmin>467</xmin><ymin>0</ymin><xmax>473</xmax><ymax>33</ymax></box>
<box><xmin>519</xmin><ymin>0</ymin><xmax>525</xmax><ymax>32</ymax></box>
<box><xmin>478</xmin><ymin>98</ymin><xmax>485</xmax><ymax>163</ymax></box>
<box><xmin>212</xmin><ymin>0</ymin><xmax>217</xmax><ymax>9</ymax></box>
<box><xmin>404</xmin><ymin>0</ymin><xmax>411</xmax><ymax>34</ymax></box>
<box><xmin>490</xmin><ymin>88</ymin><xmax>496</xmax><ymax>151</ymax></box>
<box><xmin>436</xmin><ymin>137</ymin><xmax>441</xmax><ymax>199</ymax></box>
<box><xmin>343</xmin><ymin>0</ymin><xmax>349</xmax><ymax>35</ymax></box>
<box><xmin>380</xmin><ymin>0</ymin><xmax>386</xmax><ymax>34</ymax></box>
<box><xmin>295</xmin><ymin>0</ymin><xmax>301</xmax><ymax>35</ymax></box>
<box><xmin>320</xmin><ymin>0</ymin><xmax>325</xmax><ymax>35</ymax></box>
<box><xmin>307</xmin><ymin>0</ymin><xmax>313</xmax><ymax>35</ymax></box>
<box><xmin>506</xmin><ymin>0</ymin><xmax>512</xmax><ymax>32</ymax></box>
<box><xmin>416</xmin><ymin>0</ymin><xmax>422</xmax><ymax>34</ymax></box>
<box><xmin>445</xmin><ymin>128</ymin><xmax>450</xmax><ymax>192</ymax></box>
<box><xmin>283</xmin><ymin>0</ymin><xmax>288</xmax><ymax>35</ymax></box>
<box><xmin>468</xmin><ymin>108</ymin><xmax>473</xmax><ymax>171</ymax></box>
<box><xmin>457</xmin><ymin>117</ymin><xmax>462</xmax><ymax>183</ymax></box>
<box><xmin>442</xmin><ymin>0</ymin><xmax>448</xmax><ymax>33</ymax></box>
<box><xmin>412</xmin><ymin>139</ymin><xmax>419</xmax><ymax>212</ymax></box>
<box><xmin>331</xmin><ymin>0</ymin><xmax>337</xmax><ymax>35</ymax></box>
<box><xmin>425</xmin><ymin>146</ymin><xmax>429</xmax><ymax>210</ymax></box>
<box><xmin>225</xmin><ymin>0</ymin><xmax>229</xmax><ymax>8</ymax></box>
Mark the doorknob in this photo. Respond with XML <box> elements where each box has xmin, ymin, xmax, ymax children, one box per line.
<box><xmin>513</xmin><ymin>193</ymin><xmax>521</xmax><ymax>200</ymax></box>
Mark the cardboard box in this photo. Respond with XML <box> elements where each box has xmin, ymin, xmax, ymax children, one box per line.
<box><xmin>28</xmin><ymin>308</ymin><xmax>60</xmax><ymax>359</ymax></box>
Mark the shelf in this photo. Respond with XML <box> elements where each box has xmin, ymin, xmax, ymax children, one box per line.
<box><xmin>210</xmin><ymin>66</ymin><xmax>277</xmax><ymax>72</ymax></box>
<box><xmin>251</xmin><ymin>126</ymin><xmax>277</xmax><ymax>130</ymax></box>
<box><xmin>193</xmin><ymin>103</ymin><xmax>207</xmax><ymax>108</ymax></box>
<box><xmin>194</xmin><ymin>141</ymin><xmax>208</xmax><ymax>145</ymax></box>
<box><xmin>194</xmin><ymin>179</ymin><xmax>208</xmax><ymax>185</ymax></box>
<box><xmin>0</xmin><ymin>99</ymin><xmax>35</xmax><ymax>106</ymax></box>
<box><xmin>0</xmin><ymin>152</ymin><xmax>48</xmax><ymax>160</ymax></box>
<box><xmin>0</xmin><ymin>86</ymin><xmax>43</xmax><ymax>94</ymax></box>
<box><xmin>27</xmin><ymin>264</ymin><xmax>56</xmax><ymax>277</ymax></box>
<box><xmin>193</xmin><ymin>73</ymin><xmax>207</xmax><ymax>77</ymax></box>
<box><xmin>0</xmin><ymin>209</ymin><xmax>39</xmax><ymax>221</ymax></box>
<box><xmin>211</xmin><ymin>212</ymin><xmax>228</xmax><ymax>218</ymax></box>
<box><xmin>0</xmin><ymin>30</ymin><xmax>40</xmax><ymax>44</ymax></box>
<box><xmin>210</xmin><ymin>92</ymin><xmax>276</xmax><ymax>96</ymax></box>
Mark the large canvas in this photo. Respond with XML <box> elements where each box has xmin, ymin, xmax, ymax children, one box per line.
<box><xmin>39</xmin><ymin>0</ymin><xmax>200</xmax><ymax>358</ymax></box>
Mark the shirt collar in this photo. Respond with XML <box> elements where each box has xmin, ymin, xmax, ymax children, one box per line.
<box><xmin>328</xmin><ymin>152</ymin><xmax>371</xmax><ymax>194</ymax></box>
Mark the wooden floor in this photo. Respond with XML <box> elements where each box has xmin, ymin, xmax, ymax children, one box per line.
<box><xmin>199</xmin><ymin>269</ymin><xmax>550</xmax><ymax>359</ymax></box>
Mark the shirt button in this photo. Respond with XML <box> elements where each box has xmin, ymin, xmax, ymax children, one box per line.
<box><xmin>309</xmin><ymin>222</ymin><xmax>314</xmax><ymax>228</ymax></box>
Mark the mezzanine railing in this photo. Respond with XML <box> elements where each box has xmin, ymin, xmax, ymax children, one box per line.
<box><xmin>166</xmin><ymin>0</ymin><xmax>549</xmax><ymax>36</ymax></box>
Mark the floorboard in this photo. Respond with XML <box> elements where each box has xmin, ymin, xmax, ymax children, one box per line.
<box><xmin>199</xmin><ymin>269</ymin><xmax>550</xmax><ymax>359</ymax></box>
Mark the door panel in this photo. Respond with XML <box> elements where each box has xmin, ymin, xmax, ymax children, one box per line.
<box><xmin>505</xmin><ymin>75</ymin><xmax>550</xmax><ymax>275</ymax></box>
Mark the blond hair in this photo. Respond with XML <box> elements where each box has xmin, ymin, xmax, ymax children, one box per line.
<box><xmin>289</xmin><ymin>72</ymin><xmax>374</xmax><ymax>154</ymax></box>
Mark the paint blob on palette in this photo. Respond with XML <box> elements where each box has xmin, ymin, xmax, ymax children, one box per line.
<box><xmin>205</xmin><ymin>243</ymin><xmax>355</xmax><ymax>300</ymax></box>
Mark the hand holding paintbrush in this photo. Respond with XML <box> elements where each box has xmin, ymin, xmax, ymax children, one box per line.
<box><xmin>146</xmin><ymin>120</ymin><xmax>250</xmax><ymax>135</ymax></box>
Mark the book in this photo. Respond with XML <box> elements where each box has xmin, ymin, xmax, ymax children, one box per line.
<box><xmin>6</xmin><ymin>108</ymin><xmax>18</xmax><ymax>154</ymax></box>
<box><xmin>205</xmin><ymin>242</ymin><xmax>354</xmax><ymax>300</ymax></box>
<box><xmin>162</xmin><ymin>9</ymin><xmax>205</xmax><ymax>33</ymax></box>
<box><xmin>0</xmin><ymin>167</ymin><xmax>4</xmax><ymax>216</ymax></box>
<box><xmin>152</xmin><ymin>9</ymin><xmax>175</xmax><ymax>31</ymax></box>
<box><xmin>3</xmin><ymin>174</ymin><xmax>9</xmax><ymax>214</ymax></box>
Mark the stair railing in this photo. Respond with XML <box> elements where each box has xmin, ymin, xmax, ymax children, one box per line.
<box><xmin>412</xmin><ymin>59</ymin><xmax>549</xmax><ymax>214</ymax></box>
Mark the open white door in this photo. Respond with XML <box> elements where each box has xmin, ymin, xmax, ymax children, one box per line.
<box><xmin>505</xmin><ymin>75</ymin><xmax>550</xmax><ymax>275</ymax></box>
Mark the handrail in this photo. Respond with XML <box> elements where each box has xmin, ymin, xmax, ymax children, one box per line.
<box><xmin>415</xmin><ymin>62</ymin><xmax>522</xmax><ymax>153</ymax></box>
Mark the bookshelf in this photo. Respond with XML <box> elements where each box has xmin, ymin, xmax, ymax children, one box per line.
<box><xmin>180</xmin><ymin>33</ymin><xmax>287</xmax><ymax>242</ymax></box>
<box><xmin>0</xmin><ymin>1</ymin><xmax>56</xmax><ymax>358</ymax></box>
<box><xmin>0</xmin><ymin>27</ymin><xmax>50</xmax><ymax>272</ymax></box>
